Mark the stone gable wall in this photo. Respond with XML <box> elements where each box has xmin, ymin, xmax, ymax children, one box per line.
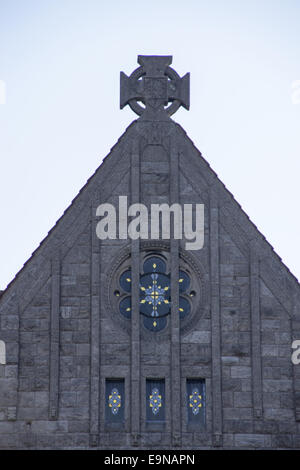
<box><xmin>0</xmin><ymin>121</ymin><xmax>300</xmax><ymax>449</ymax></box>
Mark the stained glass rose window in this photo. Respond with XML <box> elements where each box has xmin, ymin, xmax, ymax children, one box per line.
<box><xmin>116</xmin><ymin>255</ymin><xmax>192</xmax><ymax>332</ymax></box>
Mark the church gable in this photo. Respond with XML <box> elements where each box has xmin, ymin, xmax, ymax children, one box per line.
<box><xmin>0</xmin><ymin>55</ymin><xmax>300</xmax><ymax>450</ymax></box>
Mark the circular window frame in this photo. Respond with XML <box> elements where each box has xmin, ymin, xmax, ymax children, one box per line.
<box><xmin>106</xmin><ymin>241</ymin><xmax>208</xmax><ymax>339</ymax></box>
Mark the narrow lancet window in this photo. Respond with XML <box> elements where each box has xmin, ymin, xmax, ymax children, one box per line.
<box><xmin>186</xmin><ymin>379</ymin><xmax>205</xmax><ymax>429</ymax></box>
<box><xmin>146</xmin><ymin>379</ymin><xmax>165</xmax><ymax>423</ymax></box>
<box><xmin>105</xmin><ymin>379</ymin><xmax>125</xmax><ymax>428</ymax></box>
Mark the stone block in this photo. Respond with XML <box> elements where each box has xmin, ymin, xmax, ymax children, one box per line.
<box><xmin>181</xmin><ymin>330</ymin><xmax>211</xmax><ymax>344</ymax></box>
<box><xmin>261</xmin><ymin>319</ymin><xmax>281</xmax><ymax>330</ymax></box>
<box><xmin>293</xmin><ymin>434</ymin><xmax>300</xmax><ymax>448</ymax></box>
<box><xmin>73</xmin><ymin>331</ymin><xmax>90</xmax><ymax>343</ymax></box>
<box><xmin>231</xmin><ymin>366</ymin><xmax>251</xmax><ymax>378</ymax></box>
<box><xmin>234</xmin><ymin>433</ymin><xmax>268</xmax><ymax>449</ymax></box>
<box><xmin>263</xmin><ymin>392</ymin><xmax>280</xmax><ymax>408</ymax></box>
<box><xmin>68</xmin><ymin>420</ymin><xmax>89</xmax><ymax>433</ymax></box>
<box><xmin>253</xmin><ymin>420</ymin><xmax>278</xmax><ymax>434</ymax></box>
<box><xmin>274</xmin><ymin>434</ymin><xmax>293</xmax><ymax>448</ymax></box>
<box><xmin>262</xmin><ymin>345</ymin><xmax>279</xmax><ymax>357</ymax></box>
<box><xmin>275</xmin><ymin>332</ymin><xmax>291</xmax><ymax>344</ymax></box>
<box><xmin>60</xmin><ymin>357</ymin><xmax>76</xmax><ymax>378</ymax></box>
<box><xmin>1</xmin><ymin>315</ymin><xmax>19</xmax><ymax>330</ymax></box>
<box><xmin>72</xmin><ymin>433</ymin><xmax>89</xmax><ymax>448</ymax></box>
<box><xmin>220</xmin><ymin>264</ymin><xmax>234</xmax><ymax>277</ymax></box>
<box><xmin>222</xmin><ymin>433</ymin><xmax>234</xmax><ymax>448</ymax></box>
<box><xmin>0</xmin><ymin>422</ymin><xmax>16</xmax><ymax>433</ymax></box>
<box><xmin>0</xmin><ymin>433</ymin><xmax>19</xmax><ymax>448</ymax></box>
<box><xmin>19</xmin><ymin>392</ymin><xmax>35</xmax><ymax>407</ymax></box>
<box><xmin>264</xmin><ymin>408</ymin><xmax>294</xmax><ymax>420</ymax></box>
<box><xmin>233</xmin><ymin>392</ymin><xmax>252</xmax><ymax>408</ymax></box>
<box><xmin>76</xmin><ymin>365</ymin><xmax>90</xmax><ymax>377</ymax></box>
<box><xmin>222</xmin><ymin>391</ymin><xmax>233</xmax><ymax>407</ymax></box>
<box><xmin>263</xmin><ymin>379</ymin><xmax>293</xmax><ymax>393</ymax></box>
<box><xmin>278</xmin><ymin>420</ymin><xmax>297</xmax><ymax>433</ymax></box>
<box><xmin>70</xmin><ymin>378</ymin><xmax>89</xmax><ymax>391</ymax></box>
<box><xmin>59</xmin><ymin>406</ymin><xmax>89</xmax><ymax>421</ymax></box>
<box><xmin>223</xmin><ymin>420</ymin><xmax>253</xmax><ymax>433</ymax></box>
<box><xmin>221</xmin><ymin>356</ymin><xmax>239</xmax><ymax>365</ymax></box>
<box><xmin>241</xmin><ymin>378</ymin><xmax>252</xmax><ymax>391</ymax></box>
<box><xmin>100</xmin><ymin>343</ymin><xmax>130</xmax><ymax>365</ymax></box>
<box><xmin>193</xmin><ymin>432</ymin><xmax>212</xmax><ymax>447</ymax></box>
<box><xmin>280</xmin><ymin>392</ymin><xmax>294</xmax><ymax>409</ymax></box>
<box><xmin>181</xmin><ymin>344</ymin><xmax>211</xmax><ymax>364</ymax></box>
<box><xmin>34</xmin><ymin>376</ymin><xmax>48</xmax><ymax>391</ymax></box>
<box><xmin>3</xmin><ymin>364</ymin><xmax>18</xmax><ymax>379</ymax></box>
<box><xmin>222</xmin><ymin>341</ymin><xmax>250</xmax><ymax>357</ymax></box>
<box><xmin>76</xmin><ymin>343</ymin><xmax>90</xmax><ymax>356</ymax></box>
<box><xmin>0</xmin><ymin>379</ymin><xmax>17</xmax><ymax>406</ymax></box>
<box><xmin>35</xmin><ymin>391</ymin><xmax>49</xmax><ymax>407</ymax></box>
<box><xmin>61</xmin><ymin>392</ymin><xmax>77</xmax><ymax>407</ymax></box>
<box><xmin>222</xmin><ymin>377</ymin><xmax>242</xmax><ymax>392</ymax></box>
<box><xmin>223</xmin><ymin>408</ymin><xmax>252</xmax><ymax>420</ymax></box>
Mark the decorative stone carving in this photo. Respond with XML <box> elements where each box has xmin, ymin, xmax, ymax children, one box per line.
<box><xmin>120</xmin><ymin>56</ymin><xmax>189</xmax><ymax>119</ymax></box>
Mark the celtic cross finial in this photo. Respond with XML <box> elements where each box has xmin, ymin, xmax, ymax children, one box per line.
<box><xmin>120</xmin><ymin>55</ymin><xmax>190</xmax><ymax>119</ymax></box>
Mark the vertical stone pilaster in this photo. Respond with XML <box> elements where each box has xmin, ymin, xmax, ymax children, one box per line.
<box><xmin>170</xmin><ymin>133</ymin><xmax>181</xmax><ymax>447</ymax></box>
<box><xmin>90</xmin><ymin>194</ymin><xmax>101</xmax><ymax>447</ymax></box>
<box><xmin>10</xmin><ymin>301</ymin><xmax>19</xmax><ymax>423</ymax></box>
<box><xmin>130</xmin><ymin>138</ymin><xmax>141</xmax><ymax>446</ymax></box>
<box><xmin>250</xmin><ymin>240</ymin><xmax>263</xmax><ymax>419</ymax></box>
<box><xmin>209</xmin><ymin>188</ymin><xmax>223</xmax><ymax>446</ymax></box>
<box><xmin>49</xmin><ymin>255</ymin><xmax>60</xmax><ymax>420</ymax></box>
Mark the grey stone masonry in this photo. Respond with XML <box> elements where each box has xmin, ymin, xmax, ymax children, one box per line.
<box><xmin>0</xmin><ymin>55</ymin><xmax>300</xmax><ymax>449</ymax></box>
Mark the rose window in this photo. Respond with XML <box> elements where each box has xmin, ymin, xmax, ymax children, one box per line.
<box><xmin>115</xmin><ymin>254</ymin><xmax>193</xmax><ymax>332</ymax></box>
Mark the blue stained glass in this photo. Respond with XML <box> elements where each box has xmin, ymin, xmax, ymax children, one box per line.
<box><xmin>149</xmin><ymin>387</ymin><xmax>162</xmax><ymax>415</ymax></box>
<box><xmin>189</xmin><ymin>388</ymin><xmax>202</xmax><ymax>415</ymax></box>
<box><xmin>179</xmin><ymin>296</ymin><xmax>191</xmax><ymax>320</ymax></box>
<box><xmin>179</xmin><ymin>270</ymin><xmax>190</xmax><ymax>292</ymax></box>
<box><xmin>108</xmin><ymin>388</ymin><xmax>122</xmax><ymax>415</ymax></box>
<box><xmin>119</xmin><ymin>296</ymin><xmax>131</xmax><ymax>319</ymax></box>
<box><xmin>186</xmin><ymin>379</ymin><xmax>205</xmax><ymax>429</ymax></box>
<box><xmin>119</xmin><ymin>269</ymin><xmax>132</xmax><ymax>293</ymax></box>
<box><xmin>143</xmin><ymin>315</ymin><xmax>167</xmax><ymax>332</ymax></box>
<box><xmin>105</xmin><ymin>379</ymin><xmax>125</xmax><ymax>427</ymax></box>
<box><xmin>140</xmin><ymin>273</ymin><xmax>170</xmax><ymax>318</ymax></box>
<box><xmin>143</xmin><ymin>257</ymin><xmax>166</xmax><ymax>274</ymax></box>
<box><xmin>117</xmin><ymin>257</ymin><xmax>193</xmax><ymax>331</ymax></box>
<box><xmin>146</xmin><ymin>379</ymin><xmax>165</xmax><ymax>422</ymax></box>
<box><xmin>140</xmin><ymin>262</ymin><xmax>170</xmax><ymax>332</ymax></box>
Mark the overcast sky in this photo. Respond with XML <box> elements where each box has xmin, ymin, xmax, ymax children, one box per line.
<box><xmin>0</xmin><ymin>0</ymin><xmax>299</xmax><ymax>289</ymax></box>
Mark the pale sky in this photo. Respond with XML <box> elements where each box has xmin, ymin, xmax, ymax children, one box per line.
<box><xmin>0</xmin><ymin>0</ymin><xmax>299</xmax><ymax>289</ymax></box>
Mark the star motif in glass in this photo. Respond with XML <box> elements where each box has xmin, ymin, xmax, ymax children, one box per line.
<box><xmin>108</xmin><ymin>387</ymin><xmax>122</xmax><ymax>415</ymax></box>
<box><xmin>140</xmin><ymin>257</ymin><xmax>170</xmax><ymax>331</ymax></box>
<box><xmin>149</xmin><ymin>387</ymin><xmax>162</xmax><ymax>415</ymax></box>
<box><xmin>189</xmin><ymin>387</ymin><xmax>202</xmax><ymax>415</ymax></box>
<box><xmin>117</xmin><ymin>256</ymin><xmax>191</xmax><ymax>332</ymax></box>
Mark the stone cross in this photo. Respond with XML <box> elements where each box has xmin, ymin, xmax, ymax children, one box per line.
<box><xmin>120</xmin><ymin>55</ymin><xmax>190</xmax><ymax>119</ymax></box>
